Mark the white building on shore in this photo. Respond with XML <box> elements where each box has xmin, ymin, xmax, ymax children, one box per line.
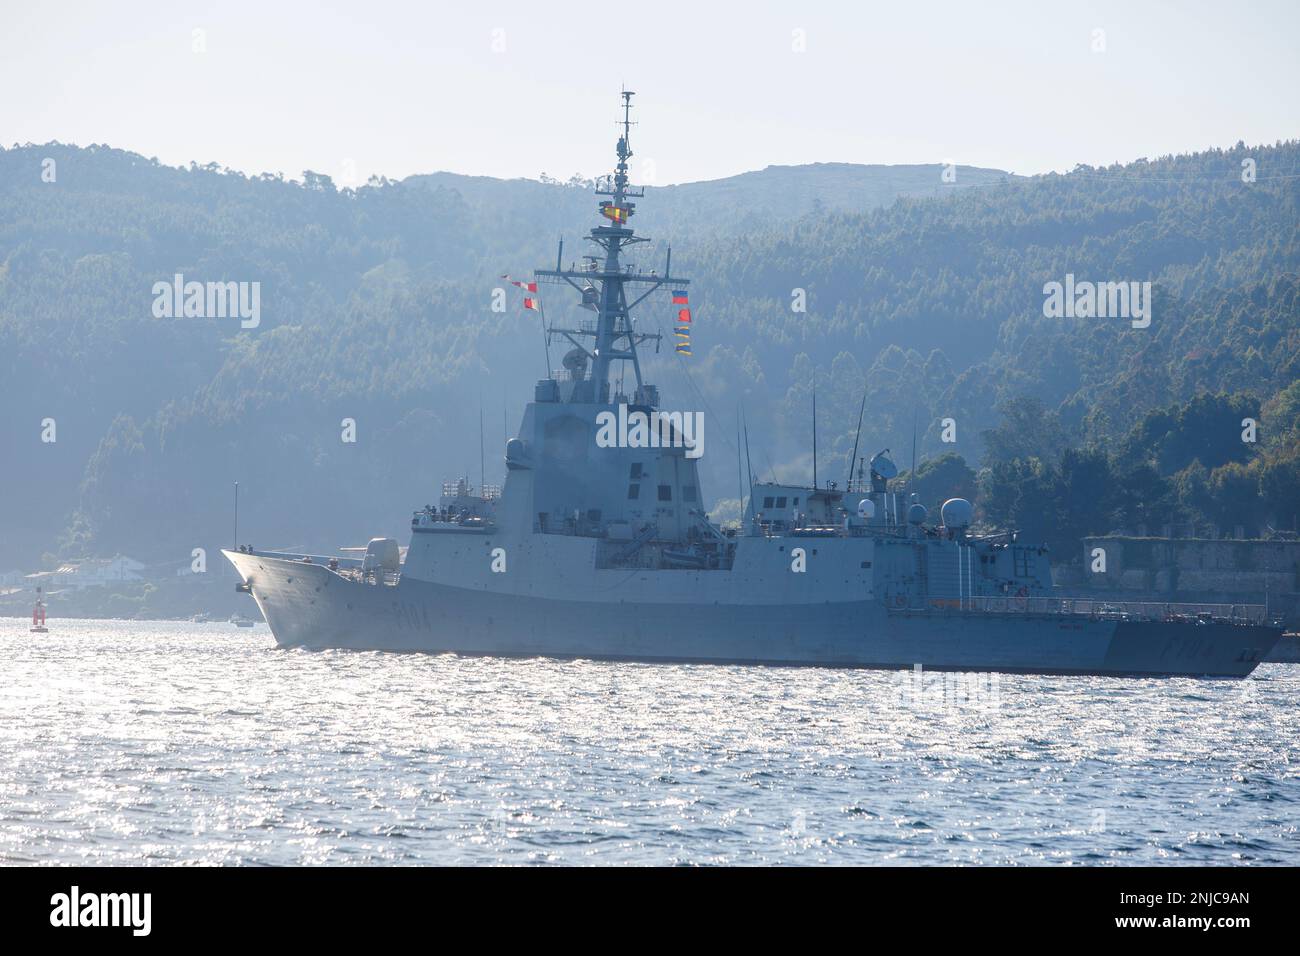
<box><xmin>25</xmin><ymin>556</ymin><xmax>147</xmax><ymax>591</ymax></box>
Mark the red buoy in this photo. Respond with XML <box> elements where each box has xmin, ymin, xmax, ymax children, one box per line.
<box><xmin>30</xmin><ymin>588</ymin><xmax>48</xmax><ymax>633</ymax></box>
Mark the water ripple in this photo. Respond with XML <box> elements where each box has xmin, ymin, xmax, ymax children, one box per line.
<box><xmin>1</xmin><ymin>618</ymin><xmax>1298</xmax><ymax>865</ymax></box>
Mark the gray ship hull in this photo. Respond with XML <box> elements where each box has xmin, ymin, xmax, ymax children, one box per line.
<box><xmin>1264</xmin><ymin>633</ymin><xmax>1300</xmax><ymax>663</ymax></box>
<box><xmin>225</xmin><ymin>551</ymin><xmax>1281</xmax><ymax>677</ymax></box>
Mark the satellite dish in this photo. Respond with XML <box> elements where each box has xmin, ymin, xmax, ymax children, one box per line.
<box><xmin>907</xmin><ymin>503</ymin><xmax>928</xmax><ymax>525</ymax></box>
<box><xmin>870</xmin><ymin>451</ymin><xmax>898</xmax><ymax>480</ymax></box>
<box><xmin>857</xmin><ymin>498</ymin><xmax>876</xmax><ymax>519</ymax></box>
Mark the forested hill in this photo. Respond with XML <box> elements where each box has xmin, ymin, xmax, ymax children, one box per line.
<box><xmin>0</xmin><ymin>139</ymin><xmax>1297</xmax><ymax>569</ymax></box>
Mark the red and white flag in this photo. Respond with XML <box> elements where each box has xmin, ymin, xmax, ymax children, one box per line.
<box><xmin>500</xmin><ymin>274</ymin><xmax>538</xmax><ymax>293</ymax></box>
<box><xmin>523</xmin><ymin>297</ymin><xmax>541</xmax><ymax>311</ymax></box>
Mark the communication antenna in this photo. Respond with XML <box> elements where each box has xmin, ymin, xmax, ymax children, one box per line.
<box><xmin>736</xmin><ymin>412</ymin><xmax>745</xmax><ymax>520</ymax></box>
<box><xmin>538</xmin><ymin>294</ymin><xmax>553</xmax><ymax>379</ymax></box>
<box><xmin>742</xmin><ymin>412</ymin><xmax>755</xmax><ymax>509</ymax></box>
<box><xmin>910</xmin><ymin>409</ymin><xmax>918</xmax><ymax>495</ymax></box>
<box><xmin>811</xmin><ymin>374</ymin><xmax>818</xmax><ymax>490</ymax></box>
<box><xmin>847</xmin><ymin>380</ymin><xmax>867</xmax><ymax>489</ymax></box>
<box><xmin>233</xmin><ymin>481</ymin><xmax>239</xmax><ymax>549</ymax></box>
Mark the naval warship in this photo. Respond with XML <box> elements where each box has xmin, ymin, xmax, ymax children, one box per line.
<box><xmin>225</xmin><ymin>93</ymin><xmax>1282</xmax><ymax>677</ymax></box>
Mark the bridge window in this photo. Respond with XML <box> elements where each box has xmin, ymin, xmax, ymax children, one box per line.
<box><xmin>763</xmin><ymin>496</ymin><xmax>775</xmax><ymax>509</ymax></box>
<box><xmin>629</xmin><ymin>463</ymin><xmax>643</xmax><ymax>479</ymax></box>
<box><xmin>776</xmin><ymin>497</ymin><xmax>787</xmax><ymax>508</ymax></box>
<box><xmin>658</xmin><ymin>484</ymin><xmax>672</xmax><ymax>502</ymax></box>
<box><xmin>627</xmin><ymin>484</ymin><xmax>640</xmax><ymax>500</ymax></box>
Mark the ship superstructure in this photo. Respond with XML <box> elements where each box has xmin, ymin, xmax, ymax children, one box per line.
<box><xmin>225</xmin><ymin>93</ymin><xmax>1282</xmax><ymax>677</ymax></box>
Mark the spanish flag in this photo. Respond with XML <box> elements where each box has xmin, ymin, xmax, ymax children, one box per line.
<box><xmin>601</xmin><ymin>204</ymin><xmax>628</xmax><ymax>224</ymax></box>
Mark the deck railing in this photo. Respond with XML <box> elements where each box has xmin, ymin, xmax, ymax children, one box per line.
<box><xmin>438</xmin><ymin>481</ymin><xmax>501</xmax><ymax>500</ymax></box>
<box><xmin>891</xmin><ymin>594</ymin><xmax>1270</xmax><ymax>624</ymax></box>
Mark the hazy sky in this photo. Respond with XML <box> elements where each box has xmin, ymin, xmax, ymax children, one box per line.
<box><xmin>4</xmin><ymin>1</ymin><xmax>1297</xmax><ymax>185</ymax></box>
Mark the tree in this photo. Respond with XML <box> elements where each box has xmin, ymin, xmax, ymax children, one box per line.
<box><xmin>1149</xmin><ymin>392</ymin><xmax>1258</xmax><ymax>474</ymax></box>
<box><xmin>302</xmin><ymin>170</ymin><xmax>336</xmax><ymax>192</ymax></box>
<box><xmin>1112</xmin><ymin>463</ymin><xmax>1178</xmax><ymax>533</ymax></box>
<box><xmin>1054</xmin><ymin>448</ymin><xmax>1119</xmax><ymax>548</ymax></box>
<box><xmin>901</xmin><ymin>452</ymin><xmax>977</xmax><ymax>518</ymax></box>
<box><xmin>1259</xmin><ymin>452</ymin><xmax>1300</xmax><ymax>532</ymax></box>
<box><xmin>980</xmin><ymin>397</ymin><xmax>1068</xmax><ymax>466</ymax></box>
<box><xmin>1204</xmin><ymin>461</ymin><xmax>1265</xmax><ymax>534</ymax></box>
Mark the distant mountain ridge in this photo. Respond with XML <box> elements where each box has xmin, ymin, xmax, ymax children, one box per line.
<box><xmin>407</xmin><ymin>160</ymin><xmax>1013</xmax><ymax>234</ymax></box>
<box><xmin>0</xmin><ymin>138</ymin><xmax>1296</xmax><ymax>570</ymax></box>
<box><xmin>652</xmin><ymin>161</ymin><xmax>1014</xmax><ymax>219</ymax></box>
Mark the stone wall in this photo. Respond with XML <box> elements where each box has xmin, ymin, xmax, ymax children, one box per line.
<box><xmin>1067</xmin><ymin>536</ymin><xmax>1300</xmax><ymax>627</ymax></box>
<box><xmin>1080</xmin><ymin>536</ymin><xmax>1300</xmax><ymax>594</ymax></box>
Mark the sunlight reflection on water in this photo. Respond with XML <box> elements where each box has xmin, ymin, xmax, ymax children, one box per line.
<box><xmin>2</xmin><ymin>618</ymin><xmax>1297</xmax><ymax>865</ymax></box>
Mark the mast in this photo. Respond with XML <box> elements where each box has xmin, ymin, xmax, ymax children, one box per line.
<box><xmin>538</xmin><ymin>298</ymin><xmax>552</xmax><ymax>379</ymax></box>
<box><xmin>736</xmin><ymin>412</ymin><xmax>745</xmax><ymax>518</ymax></box>
<box><xmin>535</xmin><ymin>91</ymin><xmax>691</xmax><ymax>407</ymax></box>
<box><xmin>909</xmin><ymin>409</ymin><xmax>918</xmax><ymax>496</ymax></box>
<box><xmin>847</xmin><ymin>381</ymin><xmax>867</xmax><ymax>490</ymax></box>
<box><xmin>743</xmin><ymin>416</ymin><xmax>755</xmax><ymax>514</ymax></box>
<box><xmin>811</xmin><ymin>376</ymin><xmax>818</xmax><ymax>490</ymax></box>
